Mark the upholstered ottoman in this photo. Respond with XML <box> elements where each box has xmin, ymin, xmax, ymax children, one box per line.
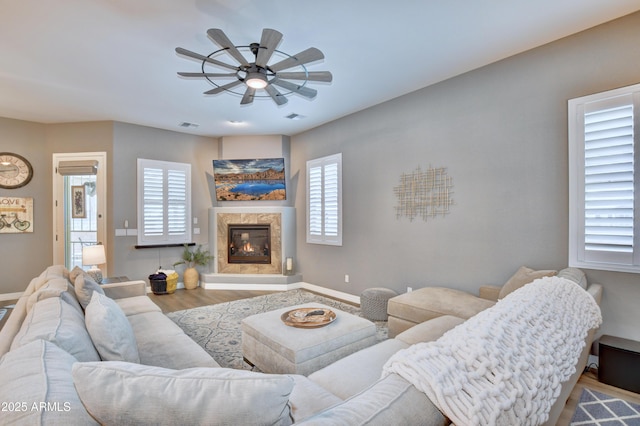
<box><xmin>241</xmin><ymin>303</ymin><xmax>377</xmax><ymax>375</ymax></box>
<box><xmin>360</xmin><ymin>287</ymin><xmax>397</xmax><ymax>321</ymax></box>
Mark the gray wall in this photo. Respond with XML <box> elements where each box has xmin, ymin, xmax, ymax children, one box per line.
<box><xmin>291</xmin><ymin>11</ymin><xmax>640</xmax><ymax>341</ymax></box>
<box><xmin>0</xmin><ymin>118</ymin><xmax>49</xmax><ymax>294</ymax></box>
<box><xmin>0</xmin><ymin>120</ymin><xmax>218</xmax><ymax>293</ymax></box>
<box><xmin>0</xmin><ymin>119</ymin><xmax>114</xmax><ymax>295</ymax></box>
<box><xmin>111</xmin><ymin>122</ymin><xmax>219</xmax><ymax>282</ymax></box>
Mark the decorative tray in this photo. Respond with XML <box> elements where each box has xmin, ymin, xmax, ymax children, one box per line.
<box><xmin>281</xmin><ymin>307</ymin><xmax>336</xmax><ymax>328</ymax></box>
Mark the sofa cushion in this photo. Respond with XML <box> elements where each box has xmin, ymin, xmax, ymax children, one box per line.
<box><xmin>72</xmin><ymin>361</ymin><xmax>294</xmax><ymax>426</ymax></box>
<box><xmin>85</xmin><ymin>291</ymin><xmax>140</xmax><ymax>363</ymax></box>
<box><xmin>74</xmin><ymin>273</ymin><xmax>105</xmax><ymax>309</ymax></box>
<box><xmin>388</xmin><ymin>287</ymin><xmax>496</xmax><ymax>324</ymax></box>
<box><xmin>26</xmin><ymin>277</ymin><xmax>82</xmax><ymax>314</ymax></box>
<box><xmin>498</xmin><ymin>266</ymin><xmax>557</xmax><ymax>299</ymax></box>
<box><xmin>127</xmin><ymin>311</ymin><xmax>220</xmax><ymax>368</ymax></box>
<box><xmin>115</xmin><ymin>295</ymin><xmax>163</xmax><ymax>316</ymax></box>
<box><xmin>308</xmin><ymin>339</ymin><xmax>409</xmax><ymax>400</ymax></box>
<box><xmin>288</xmin><ymin>375</ymin><xmax>343</xmax><ymax>423</ymax></box>
<box><xmin>395</xmin><ymin>315</ymin><xmax>466</xmax><ymax>346</ymax></box>
<box><xmin>33</xmin><ymin>264</ymin><xmax>70</xmax><ymax>291</ymax></box>
<box><xmin>11</xmin><ymin>297</ymin><xmax>100</xmax><ymax>362</ymax></box>
<box><xmin>297</xmin><ymin>373</ymin><xmax>447</xmax><ymax>426</ymax></box>
<box><xmin>0</xmin><ymin>340</ymin><xmax>98</xmax><ymax>425</ymax></box>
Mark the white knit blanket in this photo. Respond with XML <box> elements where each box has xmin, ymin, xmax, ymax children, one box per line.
<box><xmin>382</xmin><ymin>276</ymin><xmax>602</xmax><ymax>426</ymax></box>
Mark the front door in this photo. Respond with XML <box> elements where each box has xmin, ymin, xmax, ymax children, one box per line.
<box><xmin>52</xmin><ymin>152</ymin><xmax>107</xmax><ymax>274</ymax></box>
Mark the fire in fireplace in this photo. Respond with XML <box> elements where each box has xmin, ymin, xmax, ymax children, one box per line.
<box><xmin>228</xmin><ymin>224</ymin><xmax>271</xmax><ymax>264</ymax></box>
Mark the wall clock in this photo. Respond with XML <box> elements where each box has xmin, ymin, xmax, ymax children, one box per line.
<box><xmin>0</xmin><ymin>152</ymin><xmax>33</xmax><ymax>189</ymax></box>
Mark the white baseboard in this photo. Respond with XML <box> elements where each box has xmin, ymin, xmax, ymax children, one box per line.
<box><xmin>300</xmin><ymin>282</ymin><xmax>361</xmax><ymax>305</ymax></box>
<box><xmin>0</xmin><ymin>292</ymin><xmax>23</xmax><ymax>302</ymax></box>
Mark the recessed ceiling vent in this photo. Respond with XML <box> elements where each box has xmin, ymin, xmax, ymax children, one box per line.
<box><xmin>285</xmin><ymin>113</ymin><xmax>305</xmax><ymax>120</ymax></box>
<box><xmin>178</xmin><ymin>122</ymin><xmax>199</xmax><ymax>128</ymax></box>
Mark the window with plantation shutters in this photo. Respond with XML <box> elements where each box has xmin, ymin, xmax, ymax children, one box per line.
<box><xmin>137</xmin><ymin>158</ymin><xmax>191</xmax><ymax>246</ymax></box>
<box><xmin>569</xmin><ymin>83</ymin><xmax>640</xmax><ymax>273</ymax></box>
<box><xmin>307</xmin><ymin>153</ymin><xmax>342</xmax><ymax>245</ymax></box>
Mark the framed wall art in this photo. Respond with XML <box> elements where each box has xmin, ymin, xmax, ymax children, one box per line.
<box><xmin>0</xmin><ymin>197</ymin><xmax>33</xmax><ymax>233</ymax></box>
<box><xmin>213</xmin><ymin>158</ymin><xmax>286</xmax><ymax>201</ymax></box>
<box><xmin>71</xmin><ymin>185</ymin><xmax>86</xmax><ymax>218</ymax></box>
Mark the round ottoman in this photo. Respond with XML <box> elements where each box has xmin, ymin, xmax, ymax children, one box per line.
<box><xmin>360</xmin><ymin>287</ymin><xmax>398</xmax><ymax>321</ymax></box>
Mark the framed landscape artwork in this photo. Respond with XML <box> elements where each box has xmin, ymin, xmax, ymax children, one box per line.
<box><xmin>213</xmin><ymin>158</ymin><xmax>286</xmax><ymax>201</ymax></box>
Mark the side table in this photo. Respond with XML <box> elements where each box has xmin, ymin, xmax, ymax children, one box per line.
<box><xmin>598</xmin><ymin>334</ymin><xmax>640</xmax><ymax>393</ymax></box>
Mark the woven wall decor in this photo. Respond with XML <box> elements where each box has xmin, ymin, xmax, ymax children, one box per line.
<box><xmin>393</xmin><ymin>166</ymin><xmax>453</xmax><ymax>221</ymax></box>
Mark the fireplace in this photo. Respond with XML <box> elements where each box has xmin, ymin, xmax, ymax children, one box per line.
<box><xmin>209</xmin><ymin>207</ymin><xmax>295</xmax><ymax>275</ymax></box>
<box><xmin>228</xmin><ymin>224</ymin><xmax>271</xmax><ymax>264</ymax></box>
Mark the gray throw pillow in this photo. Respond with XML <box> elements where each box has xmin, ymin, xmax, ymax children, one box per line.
<box><xmin>85</xmin><ymin>291</ymin><xmax>140</xmax><ymax>363</ymax></box>
<box><xmin>74</xmin><ymin>273</ymin><xmax>105</xmax><ymax>309</ymax></box>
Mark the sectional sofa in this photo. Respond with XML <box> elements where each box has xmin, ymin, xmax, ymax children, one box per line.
<box><xmin>0</xmin><ymin>265</ymin><xmax>602</xmax><ymax>425</ymax></box>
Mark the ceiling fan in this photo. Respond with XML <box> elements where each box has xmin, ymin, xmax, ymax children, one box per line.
<box><xmin>176</xmin><ymin>28</ymin><xmax>332</xmax><ymax>106</ymax></box>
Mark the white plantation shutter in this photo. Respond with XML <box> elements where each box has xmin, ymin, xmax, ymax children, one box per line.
<box><xmin>137</xmin><ymin>159</ymin><xmax>191</xmax><ymax>246</ymax></box>
<box><xmin>569</xmin><ymin>84</ymin><xmax>640</xmax><ymax>273</ymax></box>
<box><xmin>167</xmin><ymin>169</ymin><xmax>187</xmax><ymax>236</ymax></box>
<box><xmin>307</xmin><ymin>153</ymin><xmax>342</xmax><ymax>245</ymax></box>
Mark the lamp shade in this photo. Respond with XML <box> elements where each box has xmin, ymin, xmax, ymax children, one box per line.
<box><xmin>82</xmin><ymin>244</ymin><xmax>106</xmax><ymax>266</ymax></box>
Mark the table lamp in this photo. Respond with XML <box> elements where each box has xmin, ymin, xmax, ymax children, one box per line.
<box><xmin>83</xmin><ymin>244</ymin><xmax>106</xmax><ymax>283</ymax></box>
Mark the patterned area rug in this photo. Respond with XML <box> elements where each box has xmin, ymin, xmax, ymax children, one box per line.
<box><xmin>167</xmin><ymin>289</ymin><xmax>388</xmax><ymax>370</ymax></box>
<box><xmin>570</xmin><ymin>388</ymin><xmax>640</xmax><ymax>425</ymax></box>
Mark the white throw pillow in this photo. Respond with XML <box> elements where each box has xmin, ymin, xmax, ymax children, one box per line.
<box><xmin>72</xmin><ymin>362</ymin><xmax>294</xmax><ymax>425</ymax></box>
<box><xmin>74</xmin><ymin>273</ymin><xmax>105</xmax><ymax>309</ymax></box>
<box><xmin>85</xmin><ymin>291</ymin><xmax>140</xmax><ymax>363</ymax></box>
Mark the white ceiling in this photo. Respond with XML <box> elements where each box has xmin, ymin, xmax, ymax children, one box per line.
<box><xmin>1</xmin><ymin>0</ymin><xmax>639</xmax><ymax>138</ymax></box>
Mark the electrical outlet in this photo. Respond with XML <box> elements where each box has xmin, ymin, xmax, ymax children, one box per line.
<box><xmin>345</xmin><ymin>274</ymin><xmax>350</xmax><ymax>283</ymax></box>
<box><xmin>407</xmin><ymin>286</ymin><xmax>413</xmax><ymax>293</ymax></box>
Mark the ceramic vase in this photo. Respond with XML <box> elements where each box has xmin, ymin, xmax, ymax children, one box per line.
<box><xmin>183</xmin><ymin>267</ymin><xmax>199</xmax><ymax>290</ymax></box>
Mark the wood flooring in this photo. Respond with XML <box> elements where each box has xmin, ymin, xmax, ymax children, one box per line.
<box><xmin>147</xmin><ymin>287</ymin><xmax>275</xmax><ymax>313</ymax></box>
<box><xmin>2</xmin><ymin>287</ymin><xmax>639</xmax><ymax>425</ymax></box>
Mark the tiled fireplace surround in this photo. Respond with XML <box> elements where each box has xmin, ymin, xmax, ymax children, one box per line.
<box><xmin>202</xmin><ymin>206</ymin><xmax>299</xmax><ymax>288</ymax></box>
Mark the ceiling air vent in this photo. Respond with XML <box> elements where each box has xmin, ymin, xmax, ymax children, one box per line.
<box><xmin>178</xmin><ymin>122</ymin><xmax>199</xmax><ymax>128</ymax></box>
<box><xmin>285</xmin><ymin>113</ymin><xmax>305</xmax><ymax>120</ymax></box>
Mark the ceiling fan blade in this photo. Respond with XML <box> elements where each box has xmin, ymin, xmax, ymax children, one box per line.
<box><xmin>207</xmin><ymin>28</ymin><xmax>250</xmax><ymax>67</ymax></box>
<box><xmin>275</xmin><ymin>71</ymin><xmax>333</xmax><ymax>82</ymax></box>
<box><xmin>203</xmin><ymin>80</ymin><xmax>244</xmax><ymax>95</ymax></box>
<box><xmin>264</xmin><ymin>84</ymin><xmax>288</xmax><ymax>105</ymax></box>
<box><xmin>256</xmin><ymin>28</ymin><xmax>283</xmax><ymax>67</ymax></box>
<box><xmin>178</xmin><ymin>72</ymin><xmax>237</xmax><ymax>78</ymax></box>
<box><xmin>269</xmin><ymin>47</ymin><xmax>325</xmax><ymax>72</ymax></box>
<box><xmin>240</xmin><ymin>87</ymin><xmax>256</xmax><ymax>105</ymax></box>
<box><xmin>272</xmin><ymin>78</ymin><xmax>317</xmax><ymax>98</ymax></box>
<box><xmin>175</xmin><ymin>47</ymin><xmax>239</xmax><ymax>71</ymax></box>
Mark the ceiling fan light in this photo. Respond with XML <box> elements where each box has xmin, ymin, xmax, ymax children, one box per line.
<box><xmin>246</xmin><ymin>72</ymin><xmax>268</xmax><ymax>89</ymax></box>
